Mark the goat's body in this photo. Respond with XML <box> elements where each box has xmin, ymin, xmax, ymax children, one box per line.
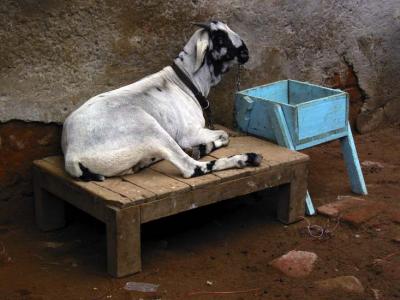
<box><xmin>63</xmin><ymin>67</ymin><xmax>203</xmax><ymax>177</ymax></box>
<box><xmin>62</xmin><ymin>21</ymin><xmax>261</xmax><ymax>180</ymax></box>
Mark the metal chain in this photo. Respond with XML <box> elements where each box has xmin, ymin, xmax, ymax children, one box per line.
<box><xmin>236</xmin><ymin>64</ymin><xmax>242</xmax><ymax>92</ymax></box>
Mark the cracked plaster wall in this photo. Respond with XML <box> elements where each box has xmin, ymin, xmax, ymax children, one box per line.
<box><xmin>0</xmin><ymin>0</ymin><xmax>399</xmax><ymax>131</ymax></box>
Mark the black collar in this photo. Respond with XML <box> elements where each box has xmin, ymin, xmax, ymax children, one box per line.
<box><xmin>171</xmin><ymin>62</ymin><xmax>209</xmax><ymax>110</ymax></box>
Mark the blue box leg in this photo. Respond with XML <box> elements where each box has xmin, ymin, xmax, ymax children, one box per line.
<box><xmin>340</xmin><ymin>123</ymin><xmax>368</xmax><ymax>195</ymax></box>
<box><xmin>270</xmin><ymin>104</ymin><xmax>316</xmax><ymax>215</ymax></box>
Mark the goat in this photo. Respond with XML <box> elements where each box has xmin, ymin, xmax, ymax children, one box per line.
<box><xmin>62</xmin><ymin>21</ymin><xmax>262</xmax><ymax>181</ymax></box>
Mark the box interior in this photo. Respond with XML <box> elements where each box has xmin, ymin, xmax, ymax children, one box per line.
<box><xmin>243</xmin><ymin>80</ymin><xmax>342</xmax><ymax>106</ymax></box>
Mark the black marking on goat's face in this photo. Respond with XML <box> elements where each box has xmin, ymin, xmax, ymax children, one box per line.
<box><xmin>205</xmin><ymin>22</ymin><xmax>249</xmax><ymax>77</ymax></box>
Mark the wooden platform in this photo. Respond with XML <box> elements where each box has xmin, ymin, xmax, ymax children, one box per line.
<box><xmin>33</xmin><ymin>135</ymin><xmax>309</xmax><ymax>277</ymax></box>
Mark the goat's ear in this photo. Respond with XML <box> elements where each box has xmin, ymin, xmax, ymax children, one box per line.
<box><xmin>194</xmin><ymin>30</ymin><xmax>209</xmax><ymax>72</ymax></box>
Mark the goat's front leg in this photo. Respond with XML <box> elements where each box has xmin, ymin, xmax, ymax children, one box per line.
<box><xmin>180</xmin><ymin>128</ymin><xmax>230</xmax><ymax>160</ymax></box>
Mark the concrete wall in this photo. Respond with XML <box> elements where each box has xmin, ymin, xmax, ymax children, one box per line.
<box><xmin>1</xmin><ymin>0</ymin><xmax>400</xmax><ymax>129</ymax></box>
<box><xmin>1</xmin><ymin>0</ymin><xmax>399</xmax><ymax>220</ymax></box>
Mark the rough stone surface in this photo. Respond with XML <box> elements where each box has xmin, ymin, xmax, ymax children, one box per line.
<box><xmin>314</xmin><ymin>276</ymin><xmax>365</xmax><ymax>294</ymax></box>
<box><xmin>269</xmin><ymin>250</ymin><xmax>317</xmax><ymax>278</ymax></box>
<box><xmin>317</xmin><ymin>196</ymin><xmax>386</xmax><ymax>225</ymax></box>
<box><xmin>0</xmin><ymin>0</ymin><xmax>399</xmax><ymax>131</ymax></box>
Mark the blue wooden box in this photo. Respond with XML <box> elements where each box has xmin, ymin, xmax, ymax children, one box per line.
<box><xmin>235</xmin><ymin>80</ymin><xmax>349</xmax><ymax>150</ymax></box>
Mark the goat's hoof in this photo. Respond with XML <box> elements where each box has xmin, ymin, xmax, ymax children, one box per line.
<box><xmin>245</xmin><ymin>153</ymin><xmax>263</xmax><ymax>166</ymax></box>
<box><xmin>191</xmin><ymin>147</ymin><xmax>201</xmax><ymax>160</ymax></box>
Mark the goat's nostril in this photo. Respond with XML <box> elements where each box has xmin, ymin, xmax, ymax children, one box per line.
<box><xmin>238</xmin><ymin>50</ymin><xmax>249</xmax><ymax>63</ymax></box>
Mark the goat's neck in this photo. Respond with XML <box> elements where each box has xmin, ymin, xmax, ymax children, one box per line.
<box><xmin>173</xmin><ymin>57</ymin><xmax>219</xmax><ymax>98</ymax></box>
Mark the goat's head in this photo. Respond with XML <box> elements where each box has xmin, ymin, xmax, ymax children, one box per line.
<box><xmin>179</xmin><ymin>21</ymin><xmax>249</xmax><ymax>85</ymax></box>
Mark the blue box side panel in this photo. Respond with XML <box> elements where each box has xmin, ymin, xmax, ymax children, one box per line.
<box><xmin>235</xmin><ymin>94</ymin><xmax>253</xmax><ymax>132</ymax></box>
<box><xmin>288</xmin><ymin>81</ymin><xmax>340</xmax><ymax>105</ymax></box>
<box><xmin>247</xmin><ymin>100</ymin><xmax>277</xmax><ymax>141</ymax></box>
<box><xmin>295</xmin><ymin>131</ymin><xmax>348</xmax><ymax>150</ymax></box>
<box><xmin>297</xmin><ymin>94</ymin><xmax>348</xmax><ymax>141</ymax></box>
<box><xmin>244</xmin><ymin>81</ymin><xmax>289</xmax><ymax>104</ymax></box>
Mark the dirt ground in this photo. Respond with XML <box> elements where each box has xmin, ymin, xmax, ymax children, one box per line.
<box><xmin>0</xmin><ymin>124</ymin><xmax>399</xmax><ymax>300</ymax></box>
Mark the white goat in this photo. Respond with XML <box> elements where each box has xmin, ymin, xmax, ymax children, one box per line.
<box><xmin>62</xmin><ymin>21</ymin><xmax>262</xmax><ymax>181</ymax></box>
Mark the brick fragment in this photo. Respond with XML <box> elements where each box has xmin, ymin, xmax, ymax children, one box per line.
<box><xmin>317</xmin><ymin>196</ymin><xmax>367</xmax><ymax>218</ymax></box>
<box><xmin>341</xmin><ymin>202</ymin><xmax>386</xmax><ymax>226</ymax></box>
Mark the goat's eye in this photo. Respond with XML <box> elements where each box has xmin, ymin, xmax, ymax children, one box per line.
<box><xmin>218</xmin><ymin>38</ymin><xmax>224</xmax><ymax>45</ymax></box>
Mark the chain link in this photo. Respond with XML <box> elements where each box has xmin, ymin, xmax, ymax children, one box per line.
<box><xmin>236</xmin><ymin>64</ymin><xmax>242</xmax><ymax>92</ymax></box>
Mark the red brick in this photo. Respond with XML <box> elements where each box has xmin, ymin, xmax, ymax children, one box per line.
<box><xmin>317</xmin><ymin>196</ymin><xmax>367</xmax><ymax>218</ymax></box>
<box><xmin>341</xmin><ymin>202</ymin><xmax>386</xmax><ymax>225</ymax></box>
<box><xmin>345</xmin><ymin>87</ymin><xmax>363</xmax><ymax>102</ymax></box>
<box><xmin>326</xmin><ymin>73</ymin><xmax>342</xmax><ymax>88</ymax></box>
<box><xmin>344</xmin><ymin>67</ymin><xmax>358</xmax><ymax>87</ymax></box>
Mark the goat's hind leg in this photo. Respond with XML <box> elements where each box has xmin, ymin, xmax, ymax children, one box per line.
<box><xmin>181</xmin><ymin>128</ymin><xmax>230</xmax><ymax>160</ymax></box>
<box><xmin>154</xmin><ymin>127</ymin><xmax>262</xmax><ymax>178</ymax></box>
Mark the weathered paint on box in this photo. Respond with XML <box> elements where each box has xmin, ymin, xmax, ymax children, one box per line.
<box><xmin>235</xmin><ymin>80</ymin><xmax>367</xmax><ymax>216</ymax></box>
<box><xmin>235</xmin><ymin>80</ymin><xmax>349</xmax><ymax>150</ymax></box>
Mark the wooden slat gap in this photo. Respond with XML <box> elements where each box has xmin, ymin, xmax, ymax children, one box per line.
<box><xmin>91</xmin><ymin>180</ymin><xmax>139</xmax><ymax>203</ymax></box>
<box><xmin>119</xmin><ymin>177</ymin><xmax>160</xmax><ymax>199</ymax></box>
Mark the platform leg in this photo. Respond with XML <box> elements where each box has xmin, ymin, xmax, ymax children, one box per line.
<box><xmin>106</xmin><ymin>206</ymin><xmax>141</xmax><ymax>277</ymax></box>
<box><xmin>270</xmin><ymin>104</ymin><xmax>316</xmax><ymax>215</ymax></box>
<box><xmin>277</xmin><ymin>164</ymin><xmax>307</xmax><ymax>224</ymax></box>
<box><xmin>33</xmin><ymin>169</ymin><xmax>66</xmax><ymax>231</ymax></box>
<box><xmin>339</xmin><ymin>122</ymin><xmax>368</xmax><ymax>195</ymax></box>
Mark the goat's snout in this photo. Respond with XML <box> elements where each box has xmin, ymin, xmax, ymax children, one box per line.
<box><xmin>237</xmin><ymin>44</ymin><xmax>249</xmax><ymax>64</ymax></box>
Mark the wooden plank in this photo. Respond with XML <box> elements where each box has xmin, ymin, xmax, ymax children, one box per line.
<box><xmin>297</xmin><ymin>94</ymin><xmax>347</xmax><ymax>140</ymax></box>
<box><xmin>123</xmin><ymin>168</ymin><xmax>190</xmax><ymax>198</ymax></box>
<box><xmin>235</xmin><ymin>95</ymin><xmax>254</xmax><ymax>133</ymax></box>
<box><xmin>270</xmin><ymin>104</ymin><xmax>295</xmax><ymax>149</ymax></box>
<box><xmin>209</xmin><ymin>136</ymin><xmax>307</xmax><ymax>181</ymax></box>
<box><xmin>35</xmin><ymin>158</ymin><xmax>133</xmax><ymax>208</ymax></box>
<box><xmin>141</xmin><ymin>164</ymin><xmax>299</xmax><ymax>223</ymax></box>
<box><xmin>95</xmin><ymin>178</ymin><xmax>156</xmax><ymax>205</ymax></box>
<box><xmin>270</xmin><ymin>106</ymin><xmax>315</xmax><ymax>215</ymax></box>
<box><xmin>288</xmin><ymin>80</ymin><xmax>340</xmax><ymax>105</ymax></box>
<box><xmin>247</xmin><ymin>99</ymin><xmax>277</xmax><ymax>141</ymax></box>
<box><xmin>340</xmin><ymin>122</ymin><xmax>368</xmax><ymax>195</ymax></box>
<box><xmin>150</xmin><ymin>156</ymin><xmax>220</xmax><ymax>189</ymax></box>
<box><xmin>33</xmin><ymin>168</ymin><xmax>66</xmax><ymax>231</ymax></box>
<box><xmin>213</xmin><ymin>124</ymin><xmax>246</xmax><ymax>137</ymax></box>
<box><xmin>106</xmin><ymin>206</ymin><xmax>141</xmax><ymax>277</ymax></box>
<box><xmin>34</xmin><ymin>165</ymin><xmax>109</xmax><ymax>221</ymax></box>
<box><xmin>245</xmin><ymin>80</ymin><xmax>289</xmax><ymax>103</ymax></box>
<box><xmin>276</xmin><ymin>163</ymin><xmax>307</xmax><ymax>224</ymax></box>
